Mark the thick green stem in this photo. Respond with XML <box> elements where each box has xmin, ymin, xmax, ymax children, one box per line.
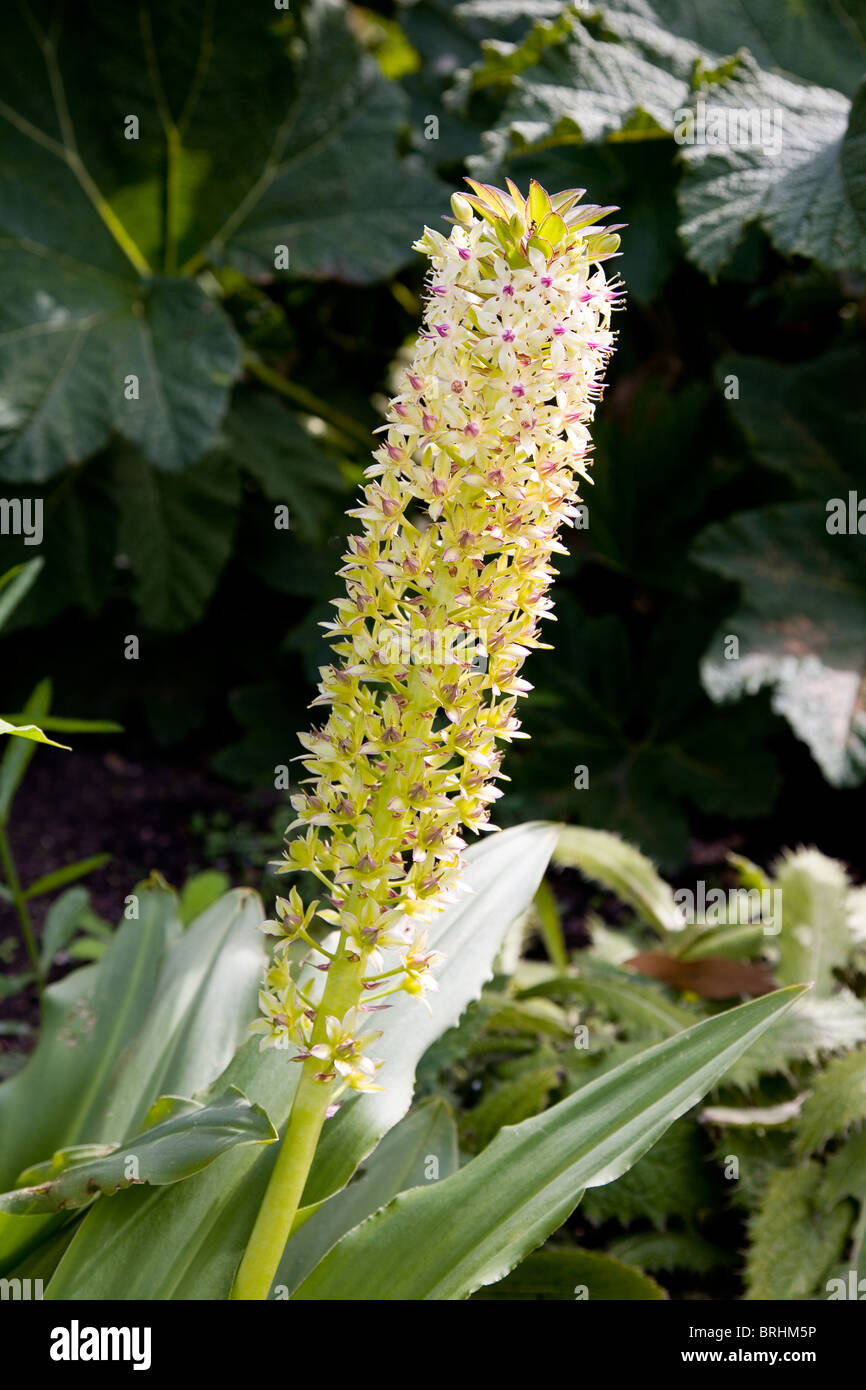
<box><xmin>231</xmin><ymin>941</ymin><xmax>363</xmax><ymax>1300</ymax></box>
<box><xmin>0</xmin><ymin>826</ymin><xmax>42</xmax><ymax>989</ymax></box>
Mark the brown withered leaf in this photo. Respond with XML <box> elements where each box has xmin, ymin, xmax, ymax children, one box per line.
<box><xmin>625</xmin><ymin>952</ymin><xmax>777</xmax><ymax>1000</ymax></box>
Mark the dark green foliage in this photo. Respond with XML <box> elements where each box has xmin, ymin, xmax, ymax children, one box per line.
<box><xmin>0</xmin><ymin>0</ymin><xmax>862</xmax><ymax>874</ymax></box>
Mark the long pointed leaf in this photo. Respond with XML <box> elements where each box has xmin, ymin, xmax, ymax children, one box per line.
<box><xmin>293</xmin><ymin>986</ymin><xmax>807</xmax><ymax>1300</ymax></box>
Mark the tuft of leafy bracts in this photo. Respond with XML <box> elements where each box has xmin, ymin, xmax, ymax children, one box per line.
<box><xmin>251</xmin><ymin>179</ymin><xmax>624</xmax><ymax>1095</ymax></box>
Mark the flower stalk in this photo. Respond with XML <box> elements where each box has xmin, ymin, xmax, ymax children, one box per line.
<box><xmin>232</xmin><ymin>177</ymin><xmax>623</xmax><ymax>1299</ymax></box>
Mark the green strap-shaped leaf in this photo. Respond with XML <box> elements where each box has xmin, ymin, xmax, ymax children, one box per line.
<box><xmin>114</xmin><ymin>446</ymin><xmax>242</xmax><ymax>632</ymax></box>
<box><xmin>1</xmin><ymin>1091</ymin><xmax>275</xmax><ymax>1216</ymax></box>
<box><xmin>24</xmin><ymin>854</ymin><xmax>110</xmax><ymax>902</ymax></box>
<box><xmin>292</xmin><ymin>986</ymin><xmax>806</xmax><ymax>1300</ymax></box>
<box><xmin>42</xmin><ymin>822</ymin><xmax>558</xmax><ymax>1300</ymax></box>
<box><xmin>553</xmin><ymin>825</ymin><xmax>682</xmax><ymax>934</ymax></box>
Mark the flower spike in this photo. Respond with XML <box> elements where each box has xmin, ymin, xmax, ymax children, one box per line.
<box><xmin>252</xmin><ymin>178</ymin><xmax>624</xmax><ymax>1086</ymax></box>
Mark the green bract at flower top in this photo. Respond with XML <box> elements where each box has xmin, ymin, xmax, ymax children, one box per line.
<box><xmin>231</xmin><ymin>178</ymin><xmax>624</xmax><ymax>1300</ymax></box>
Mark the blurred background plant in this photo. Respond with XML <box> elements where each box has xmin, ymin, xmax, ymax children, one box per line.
<box><xmin>0</xmin><ymin>0</ymin><xmax>864</xmax><ymax>1299</ymax></box>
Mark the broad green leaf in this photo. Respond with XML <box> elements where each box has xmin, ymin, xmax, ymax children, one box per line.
<box><xmin>1</xmin><ymin>1092</ymin><xmax>274</xmax><ymax>1216</ymax></box>
<box><xmin>678</xmin><ymin>63</ymin><xmax>866</xmax><ymax>275</ymax></box>
<box><xmin>0</xmin><ymin>0</ymin><xmax>441</xmax><ymax>482</ymax></box>
<box><xmin>472</xmin><ymin>1246</ymin><xmax>665</xmax><ymax>1300</ymax></box>
<box><xmin>520</xmin><ymin>601</ymin><xmax>780</xmax><ymax>868</ymax></box>
<box><xmin>602</xmin><ymin>0</ymin><xmax>866</xmax><ymax>99</ymax></box>
<box><xmin>115</xmin><ymin>446</ymin><xmax>241</xmax><ymax>631</ymax></box>
<box><xmin>0</xmin><ymin>558</ymin><xmax>43</xmax><ymax>631</ymax></box>
<box><xmin>396</xmin><ymin>0</ymin><xmax>561</xmax><ymax>166</ymax></box>
<box><xmin>183</xmin><ymin>0</ymin><xmax>444</xmax><ymax>281</ymax></box>
<box><xmin>696</xmin><ymin>503</ymin><xmax>866</xmax><ymax>787</ymax></box>
<box><xmin>24</xmin><ymin>854</ymin><xmax>109</xmax><ymax>902</ymax></box>
<box><xmin>467</xmin><ymin>1</ymin><xmax>866</xmax><ymax>278</ymax></box>
<box><xmin>0</xmin><ymin>261</ymin><xmax>240</xmax><ymax>481</ymax></box>
<box><xmin>554</xmin><ymin>824</ymin><xmax>682</xmax><ymax>933</ymax></box>
<box><xmin>465</xmin><ymin>7</ymin><xmax>691</xmax><ymax>171</ymax></box>
<box><xmin>796</xmin><ymin>1049</ymin><xmax>866</xmax><ymax>1156</ymax></box>
<box><xmin>292</xmin><ymin>986</ymin><xmax>805</xmax><ymax>1300</ymax></box>
<box><xmin>745</xmin><ymin>1162</ymin><xmax>853</xmax><ymax>1300</ymax></box>
<box><xmin>274</xmin><ymin>1098</ymin><xmax>458</xmax><ymax>1296</ymax></box>
<box><xmin>43</xmin><ymin>822</ymin><xmax>557</xmax><ymax>1299</ymax></box>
